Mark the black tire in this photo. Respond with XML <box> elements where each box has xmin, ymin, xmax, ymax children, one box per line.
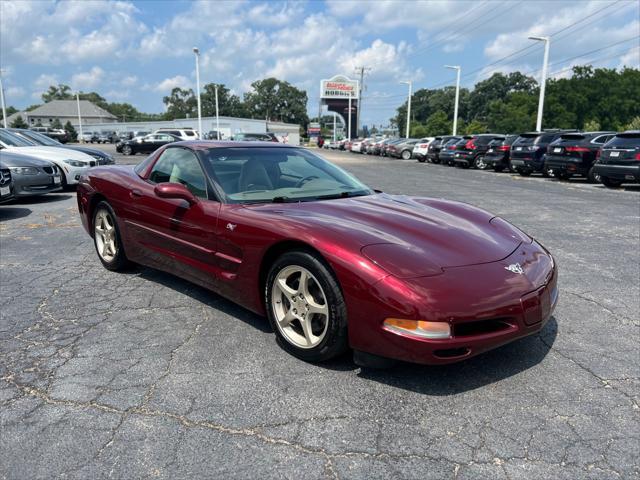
<box><xmin>122</xmin><ymin>144</ymin><xmax>133</xmax><ymax>156</ymax></box>
<box><xmin>265</xmin><ymin>251</ymin><xmax>348</xmax><ymax>362</ymax></box>
<box><xmin>474</xmin><ymin>155</ymin><xmax>489</xmax><ymax>170</ymax></box>
<box><xmin>401</xmin><ymin>150</ymin><xmax>412</xmax><ymax>160</ymax></box>
<box><xmin>542</xmin><ymin>165</ymin><xmax>553</xmax><ymax>178</ymax></box>
<box><xmin>518</xmin><ymin>169</ymin><xmax>531</xmax><ymax>177</ymax></box>
<box><xmin>554</xmin><ymin>171</ymin><xmax>571</xmax><ymax>181</ymax></box>
<box><xmin>587</xmin><ymin>166</ymin><xmax>600</xmax><ymax>183</ymax></box>
<box><xmin>58</xmin><ymin>167</ymin><xmax>68</xmax><ymax>189</ymax></box>
<box><xmin>458</xmin><ymin>162</ymin><xmax>470</xmax><ymax>169</ymax></box>
<box><xmin>432</xmin><ymin>158</ymin><xmax>440</xmax><ymax>164</ymax></box>
<box><xmin>601</xmin><ymin>176</ymin><xmax>622</xmax><ymax>188</ymax></box>
<box><xmin>493</xmin><ymin>165</ymin><xmax>505</xmax><ymax>172</ymax></box>
<box><xmin>92</xmin><ymin>201</ymin><xmax>130</xmax><ymax>272</ymax></box>
<box><xmin>417</xmin><ymin>157</ymin><xmax>426</xmax><ymax>163</ymax></box>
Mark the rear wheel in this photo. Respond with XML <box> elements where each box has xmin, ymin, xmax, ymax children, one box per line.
<box><xmin>474</xmin><ymin>155</ymin><xmax>488</xmax><ymax>170</ymax></box>
<box><xmin>122</xmin><ymin>144</ymin><xmax>133</xmax><ymax>155</ymax></box>
<box><xmin>587</xmin><ymin>167</ymin><xmax>601</xmax><ymax>183</ymax></box>
<box><xmin>493</xmin><ymin>165</ymin><xmax>505</xmax><ymax>172</ymax></box>
<box><xmin>93</xmin><ymin>201</ymin><xmax>130</xmax><ymax>271</ymax></box>
<box><xmin>401</xmin><ymin>150</ymin><xmax>412</xmax><ymax>160</ymax></box>
<box><xmin>518</xmin><ymin>169</ymin><xmax>531</xmax><ymax>177</ymax></box>
<box><xmin>265</xmin><ymin>251</ymin><xmax>348</xmax><ymax>362</ymax></box>
<box><xmin>417</xmin><ymin>157</ymin><xmax>426</xmax><ymax>163</ymax></box>
<box><xmin>554</xmin><ymin>171</ymin><xmax>571</xmax><ymax>181</ymax></box>
<box><xmin>601</xmin><ymin>176</ymin><xmax>622</xmax><ymax>188</ymax></box>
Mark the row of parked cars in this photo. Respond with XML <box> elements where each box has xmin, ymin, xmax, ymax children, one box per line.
<box><xmin>340</xmin><ymin>130</ymin><xmax>639</xmax><ymax>188</ymax></box>
<box><xmin>0</xmin><ymin>128</ymin><xmax>115</xmax><ymax>204</ymax></box>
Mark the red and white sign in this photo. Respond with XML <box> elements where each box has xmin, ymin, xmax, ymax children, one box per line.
<box><xmin>320</xmin><ymin>75</ymin><xmax>359</xmax><ymax>99</ymax></box>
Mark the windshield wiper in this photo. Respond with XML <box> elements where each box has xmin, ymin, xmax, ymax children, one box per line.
<box><xmin>271</xmin><ymin>196</ymin><xmax>296</xmax><ymax>203</ymax></box>
<box><xmin>316</xmin><ymin>191</ymin><xmax>368</xmax><ymax>200</ymax></box>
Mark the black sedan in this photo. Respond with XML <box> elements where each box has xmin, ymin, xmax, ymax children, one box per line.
<box><xmin>0</xmin><ymin>151</ymin><xmax>62</xmax><ymax>198</ymax></box>
<box><xmin>120</xmin><ymin>133</ymin><xmax>180</xmax><ymax>155</ymax></box>
<box><xmin>544</xmin><ymin>131</ymin><xmax>616</xmax><ymax>181</ymax></box>
<box><xmin>593</xmin><ymin>131</ymin><xmax>640</xmax><ymax>188</ymax></box>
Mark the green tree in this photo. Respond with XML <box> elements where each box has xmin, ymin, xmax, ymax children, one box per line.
<box><xmin>624</xmin><ymin>116</ymin><xmax>640</xmax><ymax>130</ymax></box>
<box><xmin>5</xmin><ymin>106</ymin><xmax>18</xmax><ymax>116</ymax></box>
<box><xmin>51</xmin><ymin>118</ymin><xmax>63</xmax><ymax>129</ymax></box>
<box><xmin>64</xmin><ymin>121</ymin><xmax>77</xmax><ymax>142</ymax></box>
<box><xmin>162</xmin><ymin>87</ymin><xmax>197</xmax><ymax>120</ymax></box>
<box><xmin>486</xmin><ymin>92</ymin><xmax>537</xmax><ymax>133</ymax></box>
<box><xmin>423</xmin><ymin>111</ymin><xmax>451</xmax><ymax>136</ymax></box>
<box><xmin>410</xmin><ymin>122</ymin><xmax>429</xmax><ymax>138</ymax></box>
<box><xmin>42</xmin><ymin>84</ymin><xmax>73</xmax><ymax>102</ymax></box>
<box><xmin>201</xmin><ymin>83</ymin><xmax>247</xmax><ymax>118</ymax></box>
<box><xmin>244</xmin><ymin>78</ymin><xmax>308</xmax><ymax>127</ymax></box>
<box><xmin>78</xmin><ymin>91</ymin><xmax>109</xmax><ymax>111</ymax></box>
<box><xmin>468</xmin><ymin>72</ymin><xmax>536</xmax><ymax>122</ymax></box>
<box><xmin>9</xmin><ymin>115</ymin><xmax>28</xmax><ymax>128</ymax></box>
<box><xmin>26</xmin><ymin>104</ymin><xmax>41</xmax><ymax>111</ymax></box>
<box><xmin>583</xmin><ymin>119</ymin><xmax>601</xmax><ymax>131</ymax></box>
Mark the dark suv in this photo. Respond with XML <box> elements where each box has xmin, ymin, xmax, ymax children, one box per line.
<box><xmin>453</xmin><ymin>134</ymin><xmax>505</xmax><ymax>169</ymax></box>
<box><xmin>426</xmin><ymin>135</ymin><xmax>457</xmax><ymax>164</ymax></box>
<box><xmin>544</xmin><ymin>132</ymin><xmax>616</xmax><ymax>181</ymax></box>
<box><xmin>510</xmin><ymin>131</ymin><xmax>575</xmax><ymax>176</ymax></box>
<box><xmin>439</xmin><ymin>137</ymin><xmax>464</xmax><ymax>166</ymax></box>
<box><xmin>591</xmin><ymin>131</ymin><xmax>640</xmax><ymax>187</ymax></box>
<box><xmin>483</xmin><ymin>135</ymin><xmax>519</xmax><ymax>172</ymax></box>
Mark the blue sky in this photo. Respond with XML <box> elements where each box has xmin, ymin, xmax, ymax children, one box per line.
<box><xmin>1</xmin><ymin>0</ymin><xmax>638</xmax><ymax>127</ymax></box>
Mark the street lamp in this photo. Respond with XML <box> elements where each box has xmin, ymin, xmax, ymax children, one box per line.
<box><xmin>193</xmin><ymin>47</ymin><xmax>203</xmax><ymax>139</ymax></box>
<box><xmin>76</xmin><ymin>92</ymin><xmax>84</xmax><ymax>142</ymax></box>
<box><xmin>400</xmin><ymin>80</ymin><xmax>412</xmax><ymax>139</ymax></box>
<box><xmin>529</xmin><ymin>35</ymin><xmax>550</xmax><ymax>132</ymax></box>
<box><xmin>0</xmin><ymin>69</ymin><xmax>7</xmax><ymax>128</ymax></box>
<box><xmin>214</xmin><ymin>84</ymin><xmax>220</xmax><ymax>140</ymax></box>
<box><xmin>348</xmin><ymin>90</ymin><xmax>352</xmax><ymax>140</ymax></box>
<box><xmin>445</xmin><ymin>65</ymin><xmax>461</xmax><ymax>136</ymax></box>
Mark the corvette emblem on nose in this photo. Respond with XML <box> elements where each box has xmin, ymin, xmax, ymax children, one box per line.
<box><xmin>226</xmin><ymin>223</ymin><xmax>237</xmax><ymax>231</ymax></box>
<box><xmin>505</xmin><ymin>263</ymin><xmax>524</xmax><ymax>274</ymax></box>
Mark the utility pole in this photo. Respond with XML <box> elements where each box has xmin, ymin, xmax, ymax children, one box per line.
<box><xmin>354</xmin><ymin>66</ymin><xmax>370</xmax><ymax>137</ymax></box>
<box><xmin>215</xmin><ymin>84</ymin><xmax>220</xmax><ymax>140</ymax></box>
<box><xmin>348</xmin><ymin>91</ymin><xmax>352</xmax><ymax>140</ymax></box>
<box><xmin>0</xmin><ymin>69</ymin><xmax>7</xmax><ymax>128</ymax></box>
<box><xmin>76</xmin><ymin>93</ymin><xmax>83</xmax><ymax>142</ymax></box>
<box><xmin>529</xmin><ymin>36</ymin><xmax>550</xmax><ymax>132</ymax></box>
<box><xmin>400</xmin><ymin>80</ymin><xmax>412</xmax><ymax>139</ymax></box>
<box><xmin>193</xmin><ymin>47</ymin><xmax>203</xmax><ymax>139</ymax></box>
<box><xmin>445</xmin><ymin>65</ymin><xmax>461</xmax><ymax>135</ymax></box>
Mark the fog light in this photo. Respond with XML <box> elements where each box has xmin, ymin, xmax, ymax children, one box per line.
<box><xmin>383</xmin><ymin>318</ymin><xmax>451</xmax><ymax>339</ymax></box>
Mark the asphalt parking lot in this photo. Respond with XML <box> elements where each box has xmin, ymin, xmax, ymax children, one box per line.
<box><xmin>1</xmin><ymin>143</ymin><xmax>638</xmax><ymax>479</ymax></box>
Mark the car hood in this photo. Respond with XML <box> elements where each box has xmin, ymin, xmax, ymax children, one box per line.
<box><xmin>61</xmin><ymin>145</ymin><xmax>109</xmax><ymax>158</ymax></box>
<box><xmin>250</xmin><ymin>193</ymin><xmax>530</xmax><ymax>276</ymax></box>
<box><xmin>0</xmin><ymin>151</ymin><xmax>55</xmax><ymax>168</ymax></box>
<box><xmin>3</xmin><ymin>146</ymin><xmax>93</xmax><ymax>162</ymax></box>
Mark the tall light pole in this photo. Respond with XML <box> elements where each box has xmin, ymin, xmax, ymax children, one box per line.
<box><xmin>0</xmin><ymin>70</ymin><xmax>7</xmax><ymax>128</ymax></box>
<box><xmin>348</xmin><ymin>91</ymin><xmax>352</xmax><ymax>140</ymax></box>
<box><xmin>214</xmin><ymin>84</ymin><xmax>220</xmax><ymax>140</ymax></box>
<box><xmin>445</xmin><ymin>65</ymin><xmax>461</xmax><ymax>136</ymax></box>
<box><xmin>193</xmin><ymin>47</ymin><xmax>203</xmax><ymax>139</ymax></box>
<box><xmin>76</xmin><ymin>92</ymin><xmax>84</xmax><ymax>143</ymax></box>
<box><xmin>400</xmin><ymin>80</ymin><xmax>412</xmax><ymax>139</ymax></box>
<box><xmin>333</xmin><ymin>112</ymin><xmax>336</xmax><ymax>142</ymax></box>
<box><xmin>529</xmin><ymin>36</ymin><xmax>550</xmax><ymax>132</ymax></box>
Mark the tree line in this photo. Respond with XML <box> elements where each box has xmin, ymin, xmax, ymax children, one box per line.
<box><xmin>7</xmin><ymin>78</ymin><xmax>310</xmax><ymax>132</ymax></box>
<box><xmin>394</xmin><ymin>66</ymin><xmax>640</xmax><ymax>137</ymax></box>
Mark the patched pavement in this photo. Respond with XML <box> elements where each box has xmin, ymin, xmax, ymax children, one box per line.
<box><xmin>1</xmin><ymin>145</ymin><xmax>638</xmax><ymax>479</ymax></box>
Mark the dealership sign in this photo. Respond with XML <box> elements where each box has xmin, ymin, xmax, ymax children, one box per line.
<box><xmin>320</xmin><ymin>75</ymin><xmax>359</xmax><ymax>100</ymax></box>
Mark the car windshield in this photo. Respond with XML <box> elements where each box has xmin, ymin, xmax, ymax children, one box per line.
<box><xmin>0</xmin><ymin>129</ymin><xmax>37</xmax><ymax>147</ymax></box>
<box><xmin>17</xmin><ymin>130</ymin><xmax>61</xmax><ymax>146</ymax></box>
<box><xmin>201</xmin><ymin>147</ymin><xmax>373</xmax><ymax>203</ymax></box>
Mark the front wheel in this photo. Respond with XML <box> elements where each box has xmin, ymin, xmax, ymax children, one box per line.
<box><xmin>265</xmin><ymin>251</ymin><xmax>348</xmax><ymax>362</ymax></box>
<box><xmin>554</xmin><ymin>171</ymin><xmax>571</xmax><ymax>181</ymax></box>
<box><xmin>122</xmin><ymin>145</ymin><xmax>133</xmax><ymax>155</ymax></box>
<box><xmin>93</xmin><ymin>201</ymin><xmax>130</xmax><ymax>271</ymax></box>
<box><xmin>417</xmin><ymin>157</ymin><xmax>426</xmax><ymax>163</ymax></box>
<box><xmin>493</xmin><ymin>165</ymin><xmax>505</xmax><ymax>172</ymax></box>
<box><xmin>588</xmin><ymin>167</ymin><xmax>600</xmax><ymax>183</ymax></box>
<box><xmin>518</xmin><ymin>169</ymin><xmax>531</xmax><ymax>177</ymax></box>
<box><xmin>401</xmin><ymin>150</ymin><xmax>412</xmax><ymax>160</ymax></box>
<box><xmin>474</xmin><ymin>155</ymin><xmax>488</xmax><ymax>170</ymax></box>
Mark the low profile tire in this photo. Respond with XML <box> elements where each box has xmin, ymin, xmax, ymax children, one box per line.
<box><xmin>122</xmin><ymin>145</ymin><xmax>133</xmax><ymax>156</ymax></box>
<box><xmin>601</xmin><ymin>176</ymin><xmax>622</xmax><ymax>188</ymax></box>
<box><xmin>265</xmin><ymin>251</ymin><xmax>348</xmax><ymax>362</ymax></box>
<box><xmin>401</xmin><ymin>150</ymin><xmax>412</xmax><ymax>160</ymax></box>
<box><xmin>93</xmin><ymin>201</ymin><xmax>130</xmax><ymax>271</ymax></box>
<box><xmin>474</xmin><ymin>155</ymin><xmax>488</xmax><ymax>170</ymax></box>
<box><xmin>58</xmin><ymin>168</ymin><xmax>68</xmax><ymax>190</ymax></box>
<box><xmin>588</xmin><ymin>167</ymin><xmax>601</xmax><ymax>183</ymax></box>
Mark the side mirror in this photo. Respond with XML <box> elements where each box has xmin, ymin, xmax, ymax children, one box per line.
<box><xmin>154</xmin><ymin>183</ymin><xmax>198</xmax><ymax>205</ymax></box>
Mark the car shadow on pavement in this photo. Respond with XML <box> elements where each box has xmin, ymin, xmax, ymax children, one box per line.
<box><xmin>11</xmin><ymin>194</ymin><xmax>74</xmax><ymax>205</ymax></box>
<box><xmin>0</xmin><ymin>207</ymin><xmax>32</xmax><ymax>221</ymax></box>
<box><xmin>356</xmin><ymin>317</ymin><xmax>558</xmax><ymax>395</ymax></box>
<box><xmin>136</xmin><ymin>266</ymin><xmax>273</xmax><ymax>333</ymax></box>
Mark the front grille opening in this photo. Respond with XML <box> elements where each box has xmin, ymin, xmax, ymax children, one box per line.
<box><xmin>434</xmin><ymin>347</ymin><xmax>470</xmax><ymax>359</ymax></box>
<box><xmin>453</xmin><ymin>319</ymin><xmax>512</xmax><ymax>337</ymax></box>
<box><xmin>43</xmin><ymin>166</ymin><xmax>54</xmax><ymax>174</ymax></box>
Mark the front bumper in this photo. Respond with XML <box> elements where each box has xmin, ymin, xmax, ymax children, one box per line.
<box><xmin>12</xmin><ymin>172</ymin><xmax>63</xmax><ymax>196</ymax></box>
<box><xmin>60</xmin><ymin>165</ymin><xmax>91</xmax><ymax>185</ymax></box>
<box><xmin>592</xmin><ymin>164</ymin><xmax>640</xmax><ymax>183</ymax></box>
<box><xmin>348</xmin><ymin>240</ymin><xmax>558</xmax><ymax>365</ymax></box>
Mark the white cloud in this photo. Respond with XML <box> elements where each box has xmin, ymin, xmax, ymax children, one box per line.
<box><xmin>33</xmin><ymin>74</ymin><xmax>59</xmax><ymax>90</ymax></box>
<box><xmin>71</xmin><ymin>66</ymin><xmax>105</xmax><ymax>90</ymax></box>
<box><xmin>5</xmin><ymin>86</ymin><xmax>26</xmax><ymax>99</ymax></box>
<box><xmin>153</xmin><ymin>75</ymin><xmax>191</xmax><ymax>93</ymax></box>
<box><xmin>121</xmin><ymin>75</ymin><xmax>138</xmax><ymax>87</ymax></box>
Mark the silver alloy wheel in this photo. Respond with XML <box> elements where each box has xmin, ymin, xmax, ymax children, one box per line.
<box><xmin>271</xmin><ymin>265</ymin><xmax>329</xmax><ymax>349</ymax></box>
<box><xmin>122</xmin><ymin>145</ymin><xmax>132</xmax><ymax>155</ymax></box>
<box><xmin>94</xmin><ymin>209</ymin><xmax>117</xmax><ymax>262</ymax></box>
<box><xmin>475</xmin><ymin>156</ymin><xmax>486</xmax><ymax>169</ymax></box>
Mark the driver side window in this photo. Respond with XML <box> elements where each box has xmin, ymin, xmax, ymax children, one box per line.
<box><xmin>149</xmin><ymin>148</ymin><xmax>208</xmax><ymax>199</ymax></box>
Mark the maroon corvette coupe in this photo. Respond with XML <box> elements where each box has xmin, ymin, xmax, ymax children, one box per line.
<box><xmin>77</xmin><ymin>141</ymin><xmax>558</xmax><ymax>366</ymax></box>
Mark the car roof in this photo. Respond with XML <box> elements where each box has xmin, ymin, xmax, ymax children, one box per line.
<box><xmin>171</xmin><ymin>140</ymin><xmax>296</xmax><ymax>150</ymax></box>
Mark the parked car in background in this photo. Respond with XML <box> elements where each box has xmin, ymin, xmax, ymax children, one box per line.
<box><xmin>413</xmin><ymin>137</ymin><xmax>435</xmax><ymax>162</ymax></box>
<box><xmin>231</xmin><ymin>132</ymin><xmax>279</xmax><ymax>142</ymax></box>
<box><xmin>31</xmin><ymin>127</ymin><xmax>69</xmax><ymax>144</ymax></box>
<box><xmin>483</xmin><ymin>135</ymin><xmax>519</xmax><ymax>172</ymax></box>
<box><xmin>8</xmin><ymin>128</ymin><xmax>114</xmax><ymax>165</ymax></box>
<box><xmin>79</xmin><ymin>131</ymin><xmax>96</xmax><ymax>143</ymax></box>
<box><xmin>0</xmin><ymin>151</ymin><xmax>62</xmax><ymax>197</ymax></box>
<box><xmin>350</xmin><ymin>138</ymin><xmax>366</xmax><ymax>153</ymax></box>
<box><xmin>425</xmin><ymin>136</ymin><xmax>456</xmax><ymax>164</ymax></box>
<box><xmin>388</xmin><ymin>139</ymin><xmax>421</xmax><ymax>159</ymax></box>
<box><xmin>544</xmin><ymin>132</ymin><xmax>616</xmax><ymax>181</ymax></box>
<box><xmin>97</xmin><ymin>131</ymin><xmax>115</xmax><ymax>143</ymax></box>
<box><xmin>380</xmin><ymin>138</ymin><xmax>401</xmax><ymax>156</ymax></box>
<box><xmin>206</xmin><ymin>131</ymin><xmax>223</xmax><ymax>140</ymax></box>
<box><xmin>0</xmin><ymin>161</ymin><xmax>14</xmax><ymax>203</ymax></box>
<box><xmin>156</xmin><ymin>128</ymin><xmax>200</xmax><ymax>141</ymax></box>
<box><xmin>438</xmin><ymin>137</ymin><xmax>464</xmax><ymax>166</ymax></box>
<box><xmin>510</xmin><ymin>131</ymin><xmax>574</xmax><ymax>177</ymax></box>
<box><xmin>120</xmin><ymin>133</ymin><xmax>180</xmax><ymax>155</ymax></box>
<box><xmin>453</xmin><ymin>134</ymin><xmax>505</xmax><ymax>169</ymax></box>
<box><xmin>592</xmin><ymin>131</ymin><xmax>640</xmax><ymax>188</ymax></box>
<box><xmin>0</xmin><ymin>129</ymin><xmax>95</xmax><ymax>187</ymax></box>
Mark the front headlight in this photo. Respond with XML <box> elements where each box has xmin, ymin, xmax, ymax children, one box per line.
<box><xmin>10</xmin><ymin>166</ymin><xmax>39</xmax><ymax>175</ymax></box>
<box><xmin>63</xmin><ymin>159</ymin><xmax>88</xmax><ymax>167</ymax></box>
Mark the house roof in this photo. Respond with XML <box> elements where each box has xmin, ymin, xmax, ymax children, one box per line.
<box><xmin>22</xmin><ymin>100</ymin><xmax>117</xmax><ymax>119</ymax></box>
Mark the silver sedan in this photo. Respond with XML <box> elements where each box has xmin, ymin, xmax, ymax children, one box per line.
<box><xmin>0</xmin><ymin>151</ymin><xmax>62</xmax><ymax>198</ymax></box>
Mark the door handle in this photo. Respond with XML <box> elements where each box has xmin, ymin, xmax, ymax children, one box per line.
<box><xmin>130</xmin><ymin>189</ymin><xmax>143</xmax><ymax>199</ymax></box>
